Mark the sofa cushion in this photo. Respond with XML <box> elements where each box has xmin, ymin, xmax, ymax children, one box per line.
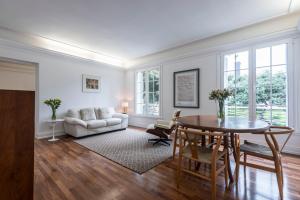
<box><xmin>80</xmin><ymin>108</ymin><xmax>96</xmax><ymax>121</ymax></box>
<box><xmin>86</xmin><ymin>120</ymin><xmax>107</xmax><ymax>129</ymax></box>
<box><xmin>94</xmin><ymin>107</ymin><xmax>101</xmax><ymax>119</ymax></box>
<box><xmin>98</xmin><ymin>107</ymin><xmax>115</xmax><ymax>119</ymax></box>
<box><xmin>66</xmin><ymin>109</ymin><xmax>81</xmax><ymax>119</ymax></box>
<box><xmin>105</xmin><ymin>118</ymin><xmax>122</xmax><ymax>126</ymax></box>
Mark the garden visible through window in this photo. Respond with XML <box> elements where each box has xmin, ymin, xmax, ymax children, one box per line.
<box><xmin>223</xmin><ymin>43</ymin><xmax>288</xmax><ymax>126</ymax></box>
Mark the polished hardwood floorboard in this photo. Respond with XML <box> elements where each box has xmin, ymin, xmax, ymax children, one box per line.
<box><xmin>34</xmin><ymin>128</ymin><xmax>300</xmax><ymax>200</ymax></box>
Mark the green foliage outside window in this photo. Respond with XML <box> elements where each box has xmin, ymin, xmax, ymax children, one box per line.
<box><xmin>226</xmin><ymin>69</ymin><xmax>287</xmax><ymax>125</ymax></box>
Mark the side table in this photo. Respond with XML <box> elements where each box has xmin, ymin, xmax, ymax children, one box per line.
<box><xmin>46</xmin><ymin>119</ymin><xmax>64</xmax><ymax>142</ymax></box>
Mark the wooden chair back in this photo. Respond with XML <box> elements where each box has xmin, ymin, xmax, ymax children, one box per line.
<box><xmin>265</xmin><ymin>126</ymin><xmax>294</xmax><ymax>153</ymax></box>
<box><xmin>178</xmin><ymin>128</ymin><xmax>225</xmax><ymax>160</ymax></box>
<box><xmin>172</xmin><ymin>110</ymin><xmax>181</xmax><ymax>121</ymax></box>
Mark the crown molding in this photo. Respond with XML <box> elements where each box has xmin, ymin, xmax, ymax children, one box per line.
<box><xmin>0</xmin><ymin>38</ymin><xmax>127</xmax><ymax>71</ymax></box>
<box><xmin>0</xmin><ymin>26</ymin><xmax>125</xmax><ymax>67</ymax></box>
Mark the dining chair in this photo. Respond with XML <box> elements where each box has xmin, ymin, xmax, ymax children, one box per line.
<box><xmin>176</xmin><ymin>128</ymin><xmax>228</xmax><ymax>200</ymax></box>
<box><xmin>235</xmin><ymin>126</ymin><xmax>294</xmax><ymax>200</ymax></box>
<box><xmin>172</xmin><ymin>126</ymin><xmax>187</xmax><ymax>159</ymax></box>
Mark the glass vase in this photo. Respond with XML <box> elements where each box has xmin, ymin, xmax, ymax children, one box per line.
<box><xmin>51</xmin><ymin>109</ymin><xmax>56</xmax><ymax>120</ymax></box>
<box><xmin>217</xmin><ymin>100</ymin><xmax>225</xmax><ymax>120</ymax></box>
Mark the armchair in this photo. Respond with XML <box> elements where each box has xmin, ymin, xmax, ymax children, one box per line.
<box><xmin>146</xmin><ymin>110</ymin><xmax>181</xmax><ymax>145</ymax></box>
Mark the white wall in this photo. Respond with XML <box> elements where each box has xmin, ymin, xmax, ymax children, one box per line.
<box><xmin>0</xmin><ymin>41</ymin><xmax>125</xmax><ymax>138</ymax></box>
<box><xmin>125</xmin><ymin>14</ymin><xmax>300</xmax><ymax>154</ymax></box>
<box><xmin>126</xmin><ymin>54</ymin><xmax>218</xmax><ymax>127</ymax></box>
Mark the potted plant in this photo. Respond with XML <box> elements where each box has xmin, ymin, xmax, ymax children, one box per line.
<box><xmin>44</xmin><ymin>98</ymin><xmax>62</xmax><ymax>120</ymax></box>
<box><xmin>209</xmin><ymin>89</ymin><xmax>233</xmax><ymax>120</ymax></box>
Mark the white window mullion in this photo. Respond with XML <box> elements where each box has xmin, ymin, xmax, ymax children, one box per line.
<box><xmin>249</xmin><ymin>47</ymin><xmax>256</xmax><ymax>121</ymax></box>
<box><xmin>234</xmin><ymin>54</ymin><xmax>237</xmax><ymax>117</ymax></box>
<box><xmin>145</xmin><ymin>71</ymin><xmax>149</xmax><ymax>115</ymax></box>
<box><xmin>287</xmin><ymin>40</ymin><xmax>294</xmax><ymax>128</ymax></box>
<box><xmin>270</xmin><ymin>47</ymin><xmax>273</xmax><ymax>124</ymax></box>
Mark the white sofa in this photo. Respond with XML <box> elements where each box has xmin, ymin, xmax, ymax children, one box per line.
<box><xmin>64</xmin><ymin>107</ymin><xmax>128</xmax><ymax>138</ymax></box>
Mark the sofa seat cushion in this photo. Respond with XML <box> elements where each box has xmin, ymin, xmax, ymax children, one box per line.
<box><xmin>86</xmin><ymin>120</ymin><xmax>107</xmax><ymax>129</ymax></box>
<box><xmin>105</xmin><ymin>118</ymin><xmax>122</xmax><ymax>126</ymax></box>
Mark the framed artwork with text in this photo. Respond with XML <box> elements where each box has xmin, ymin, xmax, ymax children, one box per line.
<box><xmin>174</xmin><ymin>68</ymin><xmax>199</xmax><ymax>108</ymax></box>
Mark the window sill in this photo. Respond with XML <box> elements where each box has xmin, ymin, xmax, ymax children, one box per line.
<box><xmin>129</xmin><ymin>114</ymin><xmax>162</xmax><ymax>119</ymax></box>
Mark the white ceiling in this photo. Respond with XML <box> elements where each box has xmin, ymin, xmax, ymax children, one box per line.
<box><xmin>0</xmin><ymin>0</ymin><xmax>299</xmax><ymax>62</ymax></box>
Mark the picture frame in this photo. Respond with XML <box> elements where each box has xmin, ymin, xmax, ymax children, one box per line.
<box><xmin>82</xmin><ymin>74</ymin><xmax>101</xmax><ymax>93</ymax></box>
<box><xmin>174</xmin><ymin>68</ymin><xmax>199</xmax><ymax>108</ymax></box>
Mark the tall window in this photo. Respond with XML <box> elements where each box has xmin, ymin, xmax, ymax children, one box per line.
<box><xmin>224</xmin><ymin>51</ymin><xmax>249</xmax><ymax>118</ymax></box>
<box><xmin>223</xmin><ymin>43</ymin><xmax>288</xmax><ymax>126</ymax></box>
<box><xmin>135</xmin><ymin>68</ymin><xmax>160</xmax><ymax>116</ymax></box>
<box><xmin>255</xmin><ymin>44</ymin><xmax>287</xmax><ymax>125</ymax></box>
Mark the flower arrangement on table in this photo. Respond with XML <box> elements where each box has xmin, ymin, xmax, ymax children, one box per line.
<box><xmin>209</xmin><ymin>89</ymin><xmax>233</xmax><ymax>120</ymax></box>
<box><xmin>44</xmin><ymin>98</ymin><xmax>62</xmax><ymax>120</ymax></box>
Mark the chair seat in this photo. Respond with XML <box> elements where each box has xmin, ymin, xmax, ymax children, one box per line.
<box><xmin>240</xmin><ymin>141</ymin><xmax>274</xmax><ymax>159</ymax></box>
<box><xmin>146</xmin><ymin>128</ymin><xmax>169</xmax><ymax>139</ymax></box>
<box><xmin>182</xmin><ymin>145</ymin><xmax>226</xmax><ymax>164</ymax></box>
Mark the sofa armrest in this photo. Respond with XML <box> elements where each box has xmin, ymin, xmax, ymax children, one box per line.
<box><xmin>112</xmin><ymin>113</ymin><xmax>128</xmax><ymax>120</ymax></box>
<box><xmin>64</xmin><ymin>117</ymin><xmax>87</xmax><ymax>128</ymax></box>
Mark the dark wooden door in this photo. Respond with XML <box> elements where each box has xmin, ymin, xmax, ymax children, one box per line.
<box><xmin>0</xmin><ymin>90</ymin><xmax>34</xmax><ymax>200</ymax></box>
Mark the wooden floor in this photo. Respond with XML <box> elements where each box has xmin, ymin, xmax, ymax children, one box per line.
<box><xmin>34</xmin><ymin>128</ymin><xmax>300</xmax><ymax>200</ymax></box>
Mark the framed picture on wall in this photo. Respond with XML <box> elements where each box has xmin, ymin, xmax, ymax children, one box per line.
<box><xmin>174</xmin><ymin>68</ymin><xmax>199</xmax><ymax>108</ymax></box>
<box><xmin>82</xmin><ymin>74</ymin><xmax>101</xmax><ymax>93</ymax></box>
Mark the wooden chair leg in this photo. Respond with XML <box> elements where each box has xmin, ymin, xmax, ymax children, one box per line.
<box><xmin>211</xmin><ymin>163</ymin><xmax>217</xmax><ymax>200</ymax></box>
<box><xmin>274</xmin><ymin>159</ymin><xmax>283</xmax><ymax>200</ymax></box>
<box><xmin>243</xmin><ymin>153</ymin><xmax>247</xmax><ymax>171</ymax></box>
<box><xmin>279</xmin><ymin>157</ymin><xmax>284</xmax><ymax>185</ymax></box>
<box><xmin>173</xmin><ymin>130</ymin><xmax>178</xmax><ymax>160</ymax></box>
<box><xmin>176</xmin><ymin>130</ymin><xmax>184</xmax><ymax>189</ymax></box>
<box><xmin>176</xmin><ymin>152</ymin><xmax>183</xmax><ymax>189</ymax></box>
<box><xmin>235</xmin><ymin>154</ymin><xmax>240</xmax><ymax>184</ymax></box>
<box><xmin>224</xmin><ymin>154</ymin><xmax>229</xmax><ymax>189</ymax></box>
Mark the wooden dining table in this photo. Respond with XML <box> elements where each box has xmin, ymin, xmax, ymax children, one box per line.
<box><xmin>176</xmin><ymin>115</ymin><xmax>270</xmax><ymax>183</ymax></box>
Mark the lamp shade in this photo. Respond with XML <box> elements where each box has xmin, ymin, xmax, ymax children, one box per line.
<box><xmin>122</xmin><ymin>102</ymin><xmax>129</xmax><ymax>107</ymax></box>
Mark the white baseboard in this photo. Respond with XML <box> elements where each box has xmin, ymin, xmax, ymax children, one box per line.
<box><xmin>35</xmin><ymin>131</ymin><xmax>66</xmax><ymax>139</ymax></box>
<box><xmin>128</xmin><ymin>122</ymin><xmax>148</xmax><ymax>128</ymax></box>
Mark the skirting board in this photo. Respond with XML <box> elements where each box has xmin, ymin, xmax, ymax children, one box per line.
<box><xmin>36</xmin><ymin>130</ymin><xmax>66</xmax><ymax>139</ymax></box>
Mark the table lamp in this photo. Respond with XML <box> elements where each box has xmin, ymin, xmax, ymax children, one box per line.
<box><xmin>122</xmin><ymin>102</ymin><xmax>129</xmax><ymax>113</ymax></box>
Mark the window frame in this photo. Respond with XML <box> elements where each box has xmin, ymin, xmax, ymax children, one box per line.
<box><xmin>221</xmin><ymin>47</ymin><xmax>251</xmax><ymax>119</ymax></box>
<box><xmin>134</xmin><ymin>66</ymin><xmax>162</xmax><ymax>117</ymax></box>
<box><xmin>220</xmin><ymin>39</ymin><xmax>294</xmax><ymax>127</ymax></box>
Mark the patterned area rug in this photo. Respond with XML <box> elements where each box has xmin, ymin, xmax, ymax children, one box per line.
<box><xmin>74</xmin><ymin>129</ymin><xmax>173</xmax><ymax>174</ymax></box>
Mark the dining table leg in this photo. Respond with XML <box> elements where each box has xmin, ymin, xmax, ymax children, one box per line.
<box><xmin>224</xmin><ymin>133</ymin><xmax>234</xmax><ymax>183</ymax></box>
